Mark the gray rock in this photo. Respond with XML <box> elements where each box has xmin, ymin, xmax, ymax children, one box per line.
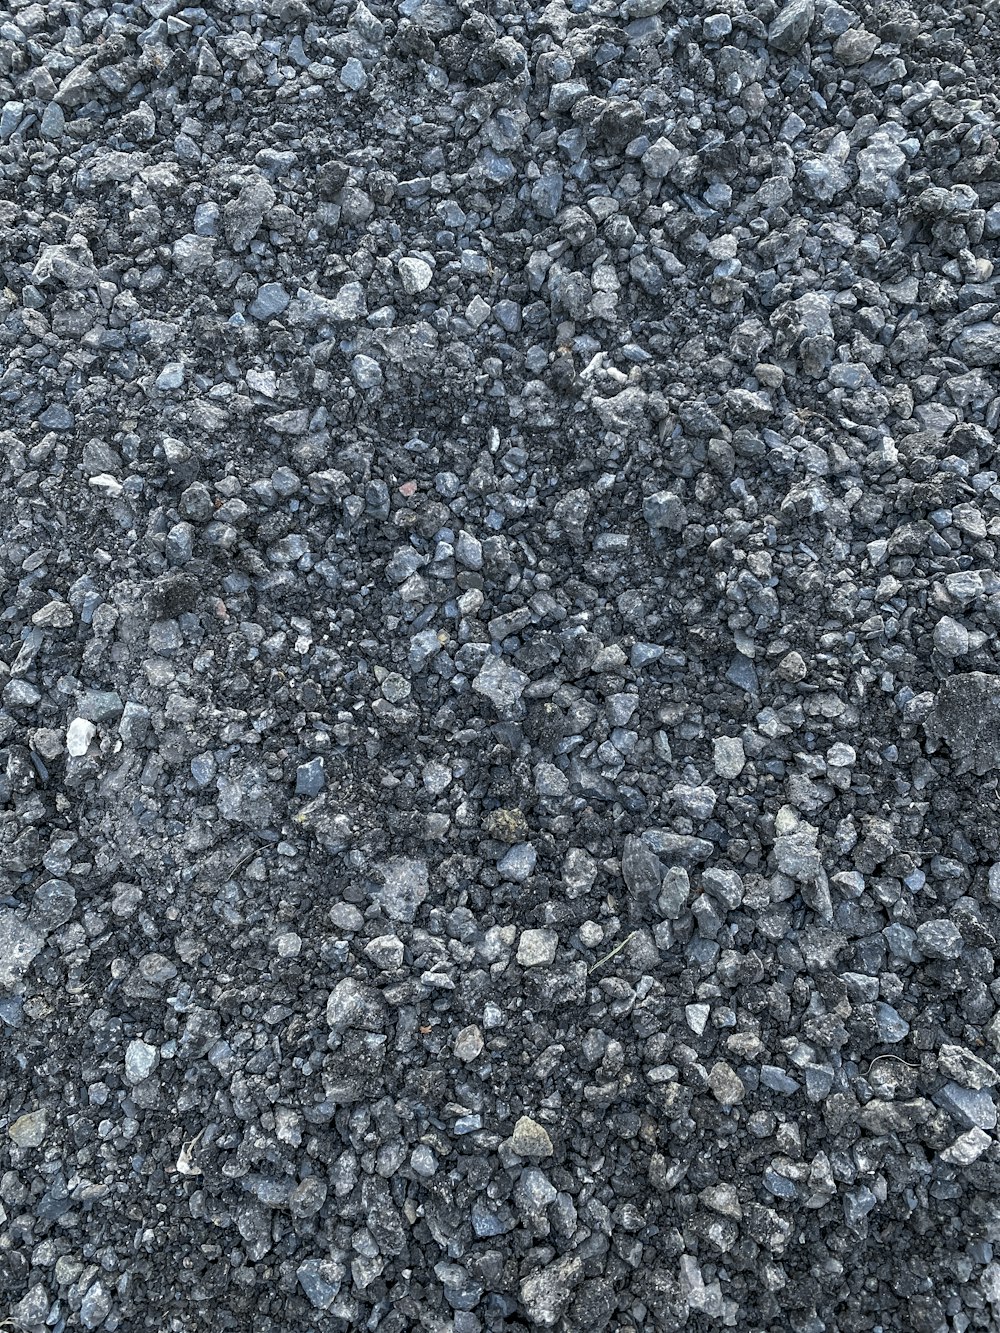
<box><xmin>297</xmin><ymin>1258</ymin><xmax>345</xmax><ymax>1310</ymax></box>
<box><xmin>726</xmin><ymin>653</ymin><xmax>759</xmax><ymax>692</ymax></box>
<box><xmin>380</xmin><ymin>673</ymin><xmax>411</xmax><ymax>703</ymax></box>
<box><xmin>38</xmin><ymin>402</ymin><xmax>74</xmax><ymax>430</ymax></box>
<box><xmin>351</xmin><ymin>353</ymin><xmax>383</xmax><ymax>388</ymax></box>
<box><xmin>938</xmin><ymin>1045</ymin><xmax>999</xmax><ymax>1090</ymax></box>
<box><xmin>535</xmin><ymin>762</ymin><xmax>569</xmax><ymax>797</ymax></box>
<box><xmin>12</xmin><ymin>1284</ymin><xmax>50</xmax><ymax>1327</ymax></box>
<box><xmin>0</xmin><ymin>101</ymin><xmax>24</xmax><ymax>141</ymax></box>
<box><xmin>409</xmin><ymin>628</ymin><xmax>443</xmax><ymax>671</ymax></box>
<box><xmin>410</xmin><ymin>1144</ymin><xmax>438</xmax><ymax>1177</ymax></box>
<box><xmin>934</xmin><ymin>616</ymin><xmax>971</xmax><ymax>656</ymax></box>
<box><xmin>774</xmin><ymin>833</ymin><xmax>821</xmax><ymax>882</ymax></box>
<box><xmin>643</xmin><ymin>490</ymin><xmax>687</xmax><ymax>531</ymax></box>
<box><xmin>365</xmin><ymin>934</ymin><xmax>405</xmax><ymax>970</ymax></box>
<box><xmin>375</xmin><ymin>857</ymin><xmax>429</xmax><ymax>922</ymax></box>
<box><xmin>658</xmin><ymin>866</ymin><xmax>690</xmax><ymax>919</ymax></box>
<box><xmin>398</xmin><ymin>256</ymin><xmax>433</xmax><ymax>293</ymax></box>
<box><xmin>713</xmin><ymin>736</ymin><xmax>746</xmax><ymax>778</ymax></box>
<box><xmin>939</xmin><ymin>1127</ymin><xmax>992</xmax><ymax>1165</ymax></box>
<box><xmin>517</xmin><ymin>929</ymin><xmax>557</xmax><ymax>967</ymax></box>
<box><xmin>455</xmin><ymin>530</ymin><xmax>483</xmax><ymax>569</ymax></box>
<box><xmin>289</xmin><ymin>1178</ymin><xmax>328</xmax><ymax>1218</ymax></box>
<box><xmin>499</xmin><ymin>842</ymin><xmax>537</xmax><ymax>883</ymax></box>
<box><xmin>0</xmin><ymin>912</ymin><xmax>44</xmax><ymax>988</ymax></box>
<box><xmin>833</xmin><ymin>27</ymin><xmax>879</xmax><ymax>66</ymax></box>
<box><xmin>9</xmin><ymin>1109</ymin><xmax>47</xmax><ymax>1148</ymax></box>
<box><xmin>249</xmin><ymin>282</ymin><xmax>290</xmax><ymax>319</ymax></box>
<box><xmin>509</xmin><ymin>1115</ymin><xmax>554</xmax><ymax>1157</ymax></box>
<box><xmin>454</xmin><ymin>1025</ymin><xmax>484</xmax><ymax>1061</ymax></box>
<box><xmin>472</xmin><ymin>656</ymin><xmax>529</xmax><ymax>714</ymax></box>
<box><xmin>703</xmin><ymin>13</ymin><xmax>732</xmax><ymax>39</ymax></box>
<box><xmin>325</xmin><ymin>978</ymin><xmax>384</xmax><ymax>1032</ymax></box>
<box><xmin>622</xmin><ymin>834</ymin><xmax>662</xmax><ymax>898</ymax></box>
<box><xmin>953</xmin><ymin>323</ymin><xmax>1000</xmax><ymax>368</ymax></box>
<box><xmin>915</xmin><ymin>919</ymin><xmax>964</xmax><ymax>959</ymax></box>
<box><xmin>761</xmin><ymin>1065</ymin><xmax>800</xmax><ymax>1094</ymax></box>
<box><xmin>520</xmin><ymin>1256</ymin><xmax>583</xmax><ymax>1327</ymax></box>
<box><xmin>223</xmin><ymin>174</ymin><xmax>276</xmax><ymax>250</ymax></box>
<box><xmin>768</xmin><ymin>0</ymin><xmax>815</xmax><ymax>53</ymax></box>
<box><xmin>329</xmin><ymin>903</ymin><xmax>364</xmax><ymax>932</ymax></box>
<box><xmin>80</xmin><ymin>1281</ymin><xmax>112</xmax><ymax>1330</ymax></box>
<box><xmin>295</xmin><ymin>757</ymin><xmax>326</xmax><ymax>797</ymax></box>
<box><xmin>78</xmin><ymin>690</ymin><xmax>124</xmax><ymax>721</ymax></box>
<box><xmin>709</xmin><ymin>1061</ymin><xmax>746</xmax><ymax>1105</ymax></box>
<box><xmin>29</xmin><ymin>879</ymin><xmax>76</xmax><ymax>932</ymax></box>
<box><xmin>934</xmin><ymin>1082</ymin><xmax>997</xmax><ymax>1131</ymax></box>
<box><xmin>641</xmin><ymin>138</ymin><xmax>680</xmax><ymax>179</ymax></box>
<box><xmin>125</xmin><ymin>1039</ymin><xmax>159</xmax><ymax>1084</ymax></box>
<box><xmin>874</xmin><ymin>1002</ymin><xmax>910</xmax><ymax>1043</ymax></box>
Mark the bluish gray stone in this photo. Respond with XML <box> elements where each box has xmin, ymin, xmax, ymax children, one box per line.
<box><xmin>80</xmin><ymin>1282</ymin><xmax>112</xmax><ymax>1330</ymax></box>
<box><xmin>472</xmin><ymin>656</ymin><xmax>528</xmax><ymax>714</ymax></box>
<box><xmin>155</xmin><ymin>362</ymin><xmax>185</xmax><ymax>390</ymax></box>
<box><xmin>622</xmin><ymin>835</ymin><xmax>662</xmax><ymax>898</ymax></box>
<box><xmin>409</xmin><ymin>628</ymin><xmax>442</xmax><ymax>671</ymax></box>
<box><xmin>768</xmin><ymin>0</ymin><xmax>815</xmax><ymax>53</ymax></box>
<box><xmin>340</xmin><ymin>56</ymin><xmax>367</xmax><ymax>89</ymax></box>
<box><xmin>295</xmin><ymin>757</ymin><xmax>325</xmax><ymax>797</ymax></box>
<box><xmin>761</xmin><ymin>1065</ymin><xmax>800</xmax><ymax>1094</ymax></box>
<box><xmin>375</xmin><ymin>857</ymin><xmax>429</xmax><ymax>922</ymax></box>
<box><xmin>40</xmin><ymin>101</ymin><xmax>65</xmax><ymax>139</ymax></box>
<box><xmin>874</xmin><ymin>1002</ymin><xmax>910</xmax><ymax>1043</ymax></box>
<box><xmin>915</xmin><ymin>919</ymin><xmax>963</xmax><ymax>959</ymax></box>
<box><xmin>249</xmin><ymin>282</ymin><xmax>290</xmax><ymax>319</ymax></box>
<box><xmin>643</xmin><ymin>489</ymin><xmax>687</xmax><ymax>531</ymax></box>
<box><xmin>500</xmin><ymin>843</ymin><xmax>538</xmax><ymax>884</ymax></box>
<box><xmin>726</xmin><ymin>654</ymin><xmax>759</xmax><ymax>692</ymax></box>
<box><xmin>38</xmin><ymin>402</ymin><xmax>74</xmax><ymax>430</ymax></box>
<box><xmin>297</xmin><ymin>1258</ymin><xmax>345</xmax><ymax>1310</ymax></box>
<box><xmin>934</xmin><ymin>1082</ymin><xmax>997</xmax><ymax>1131</ymax></box>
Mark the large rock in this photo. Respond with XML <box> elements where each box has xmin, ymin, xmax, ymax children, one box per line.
<box><xmin>520</xmin><ymin>1256</ymin><xmax>583</xmax><ymax>1327</ymax></box>
<box><xmin>621</xmin><ymin>835</ymin><xmax>662</xmax><ymax>899</ymax></box>
<box><xmin>768</xmin><ymin>0</ymin><xmax>815</xmax><ymax>54</ymax></box>
<box><xmin>952</xmin><ymin>323</ymin><xmax>1000</xmax><ymax>368</ymax></box>
<box><xmin>472</xmin><ymin>656</ymin><xmax>529</xmax><ymax>715</ymax></box>
<box><xmin>375</xmin><ymin>857</ymin><xmax>429</xmax><ymax>923</ymax></box>
<box><xmin>925</xmin><ymin>672</ymin><xmax>1000</xmax><ymax>772</ymax></box>
<box><xmin>0</xmin><ymin>912</ymin><xmax>44</xmax><ymax>989</ymax></box>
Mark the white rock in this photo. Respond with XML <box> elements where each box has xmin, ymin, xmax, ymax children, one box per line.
<box><xmin>940</xmin><ymin>1127</ymin><xmax>992</xmax><ymax>1165</ymax></box>
<box><xmin>398</xmin><ymin>256</ymin><xmax>433</xmax><ymax>294</ymax></box>
<box><xmin>517</xmin><ymin>928</ymin><xmax>557</xmax><ymax>967</ymax></box>
<box><xmin>124</xmin><ymin>1038</ymin><xmax>158</xmax><ymax>1084</ymax></box>
<box><xmin>454</xmin><ymin>1025</ymin><xmax>484</xmax><ymax>1061</ymax></box>
<box><xmin>66</xmin><ymin>717</ymin><xmax>96</xmax><ymax>757</ymax></box>
<box><xmin>713</xmin><ymin>736</ymin><xmax>746</xmax><ymax>779</ymax></box>
<box><xmin>934</xmin><ymin>615</ymin><xmax>970</xmax><ymax>656</ymax></box>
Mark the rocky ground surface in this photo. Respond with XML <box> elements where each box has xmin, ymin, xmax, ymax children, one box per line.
<box><xmin>2</xmin><ymin>0</ymin><xmax>1000</xmax><ymax>1329</ymax></box>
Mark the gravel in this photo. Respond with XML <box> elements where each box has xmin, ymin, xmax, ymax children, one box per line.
<box><xmin>3</xmin><ymin>1</ymin><xmax>1000</xmax><ymax>1329</ymax></box>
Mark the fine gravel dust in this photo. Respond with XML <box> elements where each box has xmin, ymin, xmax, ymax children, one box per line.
<box><xmin>3</xmin><ymin>0</ymin><xmax>1000</xmax><ymax>1330</ymax></box>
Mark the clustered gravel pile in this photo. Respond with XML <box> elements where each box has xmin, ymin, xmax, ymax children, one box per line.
<box><xmin>3</xmin><ymin>0</ymin><xmax>1000</xmax><ymax>1328</ymax></box>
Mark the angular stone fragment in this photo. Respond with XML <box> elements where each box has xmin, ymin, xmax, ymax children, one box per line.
<box><xmin>621</xmin><ymin>834</ymin><xmax>662</xmax><ymax>898</ymax></box>
<box><xmin>375</xmin><ymin>857</ymin><xmax>429</xmax><ymax>923</ymax></box>
<box><xmin>768</xmin><ymin>0</ymin><xmax>814</xmax><ymax>54</ymax></box>
<box><xmin>520</xmin><ymin>1256</ymin><xmax>583</xmax><ymax>1327</ymax></box>
<box><xmin>508</xmin><ymin>1115</ymin><xmax>553</xmax><ymax>1158</ymax></box>
<box><xmin>0</xmin><ymin>912</ymin><xmax>44</xmax><ymax>988</ymax></box>
<box><xmin>472</xmin><ymin>656</ymin><xmax>529</xmax><ymax>714</ymax></box>
<box><xmin>925</xmin><ymin>673</ymin><xmax>1000</xmax><ymax>773</ymax></box>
